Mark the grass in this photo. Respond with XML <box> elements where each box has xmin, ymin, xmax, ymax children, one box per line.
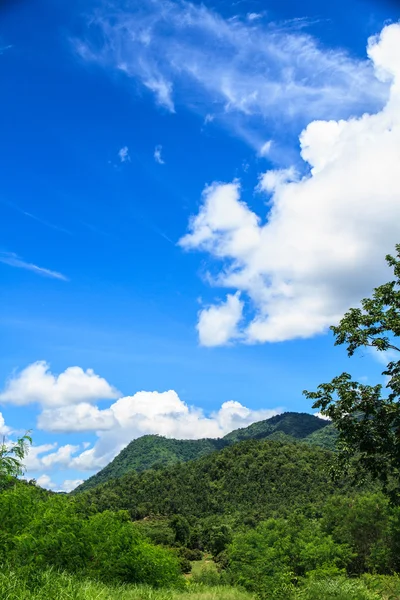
<box><xmin>294</xmin><ymin>575</ymin><xmax>400</xmax><ymax>600</ymax></box>
<box><xmin>3</xmin><ymin>566</ymin><xmax>400</xmax><ymax>600</ymax></box>
<box><xmin>0</xmin><ymin>568</ymin><xmax>255</xmax><ymax>600</ymax></box>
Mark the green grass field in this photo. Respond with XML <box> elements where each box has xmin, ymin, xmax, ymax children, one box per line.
<box><xmin>0</xmin><ymin>568</ymin><xmax>255</xmax><ymax>600</ymax></box>
<box><xmin>2</xmin><ymin>565</ymin><xmax>400</xmax><ymax>599</ymax></box>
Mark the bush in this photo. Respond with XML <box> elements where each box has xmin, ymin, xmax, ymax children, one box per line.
<box><xmin>0</xmin><ymin>484</ymin><xmax>183</xmax><ymax>588</ymax></box>
<box><xmin>178</xmin><ymin>547</ymin><xmax>203</xmax><ymax>561</ymax></box>
<box><xmin>362</xmin><ymin>574</ymin><xmax>400</xmax><ymax>598</ymax></box>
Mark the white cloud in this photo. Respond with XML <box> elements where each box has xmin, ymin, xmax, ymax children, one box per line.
<box><xmin>61</xmin><ymin>479</ymin><xmax>84</xmax><ymax>492</ymax></box>
<box><xmin>0</xmin><ymin>252</ymin><xmax>68</xmax><ymax>281</ymax></box>
<box><xmin>0</xmin><ymin>361</ymin><xmax>119</xmax><ymax>407</ymax></box>
<box><xmin>0</xmin><ymin>412</ymin><xmax>11</xmax><ymax>435</ymax></box>
<box><xmin>67</xmin><ymin>392</ymin><xmax>282</xmax><ymax>472</ymax></box>
<box><xmin>36</xmin><ymin>474</ymin><xmax>84</xmax><ymax>493</ymax></box>
<box><xmin>38</xmin><ymin>403</ymin><xmax>115</xmax><ymax>432</ymax></box>
<box><xmin>247</xmin><ymin>13</ymin><xmax>263</xmax><ymax>22</ymax></box>
<box><xmin>179</xmin><ymin>23</ymin><xmax>400</xmax><ymax>344</ymax></box>
<box><xmin>154</xmin><ymin>145</ymin><xmax>165</xmax><ymax>164</ymax></box>
<box><xmin>197</xmin><ymin>293</ymin><xmax>244</xmax><ymax>346</ymax></box>
<box><xmin>259</xmin><ymin>140</ymin><xmax>272</xmax><ymax>157</ymax></box>
<box><xmin>0</xmin><ymin>360</ymin><xmax>282</xmax><ymax>474</ymax></box>
<box><xmin>314</xmin><ymin>412</ymin><xmax>331</xmax><ymax>421</ymax></box>
<box><xmin>118</xmin><ymin>146</ymin><xmax>130</xmax><ymax>162</ymax></box>
<box><xmin>24</xmin><ymin>444</ymin><xmax>80</xmax><ymax>473</ymax></box>
<box><xmin>74</xmin><ymin>0</ymin><xmax>388</xmax><ymax>149</ymax></box>
<box><xmin>144</xmin><ymin>78</ymin><xmax>175</xmax><ymax>112</ymax></box>
<box><xmin>23</xmin><ymin>443</ymin><xmax>58</xmax><ymax>471</ymax></box>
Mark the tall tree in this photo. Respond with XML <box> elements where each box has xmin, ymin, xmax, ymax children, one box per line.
<box><xmin>0</xmin><ymin>432</ymin><xmax>32</xmax><ymax>479</ymax></box>
<box><xmin>304</xmin><ymin>244</ymin><xmax>400</xmax><ymax>501</ymax></box>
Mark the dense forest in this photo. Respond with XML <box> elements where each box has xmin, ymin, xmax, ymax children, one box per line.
<box><xmin>76</xmin><ymin>412</ymin><xmax>336</xmax><ymax>493</ymax></box>
<box><xmin>79</xmin><ymin>439</ymin><xmax>349</xmax><ymax>520</ymax></box>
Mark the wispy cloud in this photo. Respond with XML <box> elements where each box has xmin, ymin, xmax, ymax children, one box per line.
<box><xmin>118</xmin><ymin>146</ymin><xmax>130</xmax><ymax>162</ymax></box>
<box><xmin>0</xmin><ymin>252</ymin><xmax>68</xmax><ymax>281</ymax></box>
<box><xmin>1</xmin><ymin>198</ymin><xmax>73</xmax><ymax>235</ymax></box>
<box><xmin>74</xmin><ymin>0</ymin><xmax>389</xmax><ymax>150</ymax></box>
<box><xmin>0</xmin><ymin>44</ymin><xmax>12</xmax><ymax>55</ymax></box>
<box><xmin>154</xmin><ymin>144</ymin><xmax>165</xmax><ymax>164</ymax></box>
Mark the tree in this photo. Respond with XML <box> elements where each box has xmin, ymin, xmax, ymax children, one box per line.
<box><xmin>170</xmin><ymin>514</ymin><xmax>190</xmax><ymax>546</ymax></box>
<box><xmin>0</xmin><ymin>432</ymin><xmax>32</xmax><ymax>479</ymax></box>
<box><xmin>304</xmin><ymin>244</ymin><xmax>400</xmax><ymax>500</ymax></box>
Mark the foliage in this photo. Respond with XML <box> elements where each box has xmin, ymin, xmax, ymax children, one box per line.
<box><xmin>321</xmin><ymin>492</ymin><xmax>394</xmax><ymax>575</ymax></box>
<box><xmin>81</xmin><ymin>440</ymin><xmax>351</xmax><ymax>528</ymax></box>
<box><xmin>304</xmin><ymin>245</ymin><xmax>400</xmax><ymax>501</ymax></box>
<box><xmin>223</xmin><ymin>412</ymin><xmax>329</xmax><ymax>443</ymax></box>
<box><xmin>0</xmin><ymin>483</ymin><xmax>183</xmax><ymax>588</ymax></box>
<box><xmin>294</xmin><ymin>577</ymin><xmax>379</xmax><ymax>600</ymax></box>
<box><xmin>171</xmin><ymin>514</ymin><xmax>191</xmax><ymax>546</ymax></box>
<box><xmin>76</xmin><ymin>413</ymin><xmax>332</xmax><ymax>493</ymax></box>
<box><xmin>227</xmin><ymin>516</ymin><xmax>351</xmax><ymax>598</ymax></box>
<box><xmin>134</xmin><ymin>517</ymin><xmax>175</xmax><ymax>546</ymax></box>
<box><xmin>0</xmin><ymin>432</ymin><xmax>32</xmax><ymax>479</ymax></box>
<box><xmin>362</xmin><ymin>573</ymin><xmax>400</xmax><ymax>598</ymax></box>
<box><xmin>76</xmin><ymin>435</ymin><xmax>226</xmax><ymax>492</ymax></box>
<box><xmin>303</xmin><ymin>424</ymin><xmax>338</xmax><ymax>452</ymax></box>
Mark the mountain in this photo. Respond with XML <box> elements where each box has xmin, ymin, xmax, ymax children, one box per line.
<box><xmin>79</xmin><ymin>435</ymin><xmax>226</xmax><ymax>490</ymax></box>
<box><xmin>75</xmin><ymin>412</ymin><xmax>333</xmax><ymax>493</ymax></box>
<box><xmin>223</xmin><ymin>411</ymin><xmax>329</xmax><ymax>443</ymax></box>
<box><xmin>79</xmin><ymin>439</ymin><xmax>349</xmax><ymax>521</ymax></box>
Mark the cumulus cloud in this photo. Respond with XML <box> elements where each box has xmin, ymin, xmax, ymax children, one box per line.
<box><xmin>38</xmin><ymin>403</ymin><xmax>115</xmax><ymax>432</ymax></box>
<box><xmin>66</xmin><ymin>392</ymin><xmax>281</xmax><ymax>472</ymax></box>
<box><xmin>0</xmin><ymin>412</ymin><xmax>11</xmax><ymax>435</ymax></box>
<box><xmin>24</xmin><ymin>443</ymin><xmax>80</xmax><ymax>472</ymax></box>
<box><xmin>197</xmin><ymin>293</ymin><xmax>244</xmax><ymax>347</ymax></box>
<box><xmin>0</xmin><ymin>361</ymin><xmax>119</xmax><ymax>407</ymax></box>
<box><xmin>154</xmin><ymin>145</ymin><xmax>165</xmax><ymax>164</ymax></box>
<box><xmin>118</xmin><ymin>146</ymin><xmax>130</xmax><ymax>162</ymax></box>
<box><xmin>1</xmin><ymin>361</ymin><xmax>282</xmax><ymax>475</ymax></box>
<box><xmin>179</xmin><ymin>23</ymin><xmax>400</xmax><ymax>344</ymax></box>
<box><xmin>39</xmin><ymin>390</ymin><xmax>281</xmax><ymax>471</ymax></box>
<box><xmin>36</xmin><ymin>474</ymin><xmax>83</xmax><ymax>493</ymax></box>
<box><xmin>74</xmin><ymin>0</ymin><xmax>388</xmax><ymax>149</ymax></box>
<box><xmin>314</xmin><ymin>412</ymin><xmax>331</xmax><ymax>421</ymax></box>
<box><xmin>0</xmin><ymin>252</ymin><xmax>68</xmax><ymax>281</ymax></box>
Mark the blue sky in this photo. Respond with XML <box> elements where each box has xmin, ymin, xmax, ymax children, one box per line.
<box><xmin>0</xmin><ymin>0</ymin><xmax>399</xmax><ymax>491</ymax></box>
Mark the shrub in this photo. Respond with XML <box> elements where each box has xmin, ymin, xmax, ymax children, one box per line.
<box><xmin>296</xmin><ymin>577</ymin><xmax>380</xmax><ymax>600</ymax></box>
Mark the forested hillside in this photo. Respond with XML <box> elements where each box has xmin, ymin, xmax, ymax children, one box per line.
<box><xmin>76</xmin><ymin>412</ymin><xmax>334</xmax><ymax>492</ymax></box>
<box><xmin>80</xmin><ymin>439</ymin><xmax>351</xmax><ymax>520</ymax></box>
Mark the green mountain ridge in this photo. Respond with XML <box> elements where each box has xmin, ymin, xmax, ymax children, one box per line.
<box><xmin>75</xmin><ymin>412</ymin><xmax>337</xmax><ymax>493</ymax></box>
<box><xmin>78</xmin><ymin>438</ymin><xmax>352</xmax><ymax>522</ymax></box>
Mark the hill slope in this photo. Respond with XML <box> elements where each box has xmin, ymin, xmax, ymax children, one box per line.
<box><xmin>80</xmin><ymin>439</ymin><xmax>348</xmax><ymax>520</ymax></box>
<box><xmin>76</xmin><ymin>412</ymin><xmax>332</xmax><ymax>493</ymax></box>
<box><xmin>80</xmin><ymin>435</ymin><xmax>226</xmax><ymax>490</ymax></box>
<box><xmin>223</xmin><ymin>411</ymin><xmax>328</xmax><ymax>443</ymax></box>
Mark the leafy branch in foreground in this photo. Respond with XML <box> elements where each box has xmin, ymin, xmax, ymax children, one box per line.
<box><xmin>304</xmin><ymin>244</ymin><xmax>400</xmax><ymax>501</ymax></box>
<box><xmin>0</xmin><ymin>432</ymin><xmax>32</xmax><ymax>479</ymax></box>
